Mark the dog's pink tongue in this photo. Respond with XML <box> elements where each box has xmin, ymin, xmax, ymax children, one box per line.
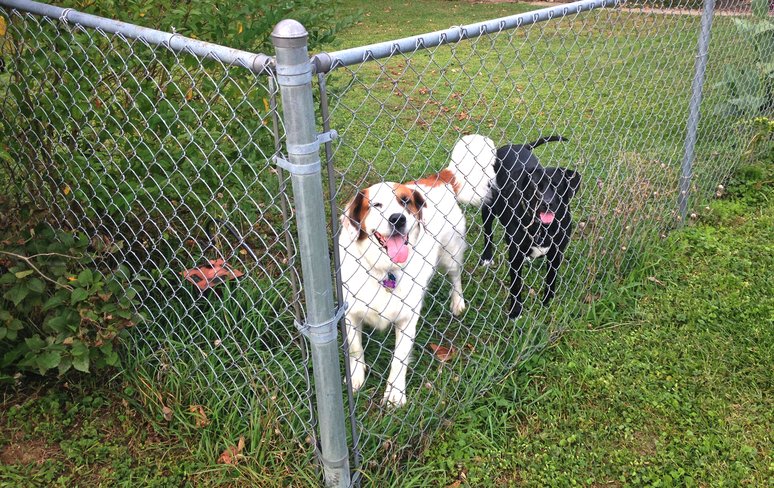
<box><xmin>539</xmin><ymin>212</ymin><xmax>555</xmax><ymax>225</ymax></box>
<box><xmin>386</xmin><ymin>236</ymin><xmax>409</xmax><ymax>263</ymax></box>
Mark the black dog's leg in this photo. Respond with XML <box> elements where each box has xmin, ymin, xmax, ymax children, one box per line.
<box><xmin>507</xmin><ymin>238</ymin><xmax>526</xmax><ymax>318</ymax></box>
<box><xmin>543</xmin><ymin>247</ymin><xmax>564</xmax><ymax>306</ymax></box>
<box><xmin>480</xmin><ymin>203</ymin><xmax>496</xmax><ymax>265</ymax></box>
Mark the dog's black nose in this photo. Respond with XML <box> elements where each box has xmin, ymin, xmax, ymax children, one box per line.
<box><xmin>388</xmin><ymin>213</ymin><xmax>406</xmax><ymax>230</ymax></box>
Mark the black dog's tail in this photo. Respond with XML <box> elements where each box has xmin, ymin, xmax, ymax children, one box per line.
<box><xmin>525</xmin><ymin>135</ymin><xmax>567</xmax><ymax>150</ymax></box>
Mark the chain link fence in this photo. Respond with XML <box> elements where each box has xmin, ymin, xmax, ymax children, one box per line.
<box><xmin>0</xmin><ymin>0</ymin><xmax>318</xmax><ymax>473</ymax></box>
<box><xmin>1</xmin><ymin>0</ymin><xmax>769</xmax><ymax>484</ymax></box>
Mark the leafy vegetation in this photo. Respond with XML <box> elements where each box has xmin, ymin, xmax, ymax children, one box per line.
<box><xmin>0</xmin><ymin>215</ymin><xmax>140</xmax><ymax>381</ymax></box>
<box><xmin>713</xmin><ymin>0</ymin><xmax>774</xmax><ymax>116</ymax></box>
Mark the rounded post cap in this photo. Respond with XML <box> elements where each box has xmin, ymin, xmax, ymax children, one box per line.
<box><xmin>271</xmin><ymin>20</ymin><xmax>308</xmax><ymax>47</ymax></box>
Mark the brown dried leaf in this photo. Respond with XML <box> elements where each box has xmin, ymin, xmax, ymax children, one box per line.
<box><xmin>429</xmin><ymin>344</ymin><xmax>456</xmax><ymax>362</ymax></box>
<box><xmin>647</xmin><ymin>276</ymin><xmax>665</xmax><ymax>286</ymax></box>
<box><xmin>218</xmin><ymin>436</ymin><xmax>245</xmax><ymax>465</ymax></box>
<box><xmin>188</xmin><ymin>404</ymin><xmax>210</xmax><ymax>428</ymax></box>
<box><xmin>162</xmin><ymin>406</ymin><xmax>173</xmax><ymax>422</ymax></box>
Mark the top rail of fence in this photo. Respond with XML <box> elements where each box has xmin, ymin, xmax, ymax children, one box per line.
<box><xmin>0</xmin><ymin>0</ymin><xmax>274</xmax><ymax>74</ymax></box>
<box><xmin>311</xmin><ymin>0</ymin><xmax>622</xmax><ymax>72</ymax></box>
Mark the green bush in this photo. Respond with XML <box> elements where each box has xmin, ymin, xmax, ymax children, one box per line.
<box><xmin>68</xmin><ymin>0</ymin><xmax>358</xmax><ymax>54</ymax></box>
<box><xmin>713</xmin><ymin>0</ymin><xmax>774</xmax><ymax>117</ymax></box>
<box><xmin>0</xmin><ymin>1</ymin><xmax>359</xmax><ymax>268</ymax></box>
<box><xmin>0</xmin><ymin>222</ymin><xmax>141</xmax><ymax>380</ymax></box>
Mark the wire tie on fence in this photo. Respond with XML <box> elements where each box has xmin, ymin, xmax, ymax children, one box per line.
<box><xmin>167</xmin><ymin>32</ymin><xmax>184</xmax><ymax>51</ymax></box>
<box><xmin>296</xmin><ymin>302</ymin><xmax>347</xmax><ymax>344</ymax></box>
<box><xmin>59</xmin><ymin>8</ymin><xmax>73</xmax><ymax>24</ymax></box>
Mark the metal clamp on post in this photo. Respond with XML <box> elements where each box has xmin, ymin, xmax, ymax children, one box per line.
<box><xmin>296</xmin><ymin>302</ymin><xmax>347</xmax><ymax>344</ymax></box>
<box><xmin>275</xmin><ymin>61</ymin><xmax>313</xmax><ymax>86</ymax></box>
<box><xmin>274</xmin><ymin>130</ymin><xmax>338</xmax><ymax>176</ymax></box>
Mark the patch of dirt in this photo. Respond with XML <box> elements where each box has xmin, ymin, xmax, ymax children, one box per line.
<box><xmin>0</xmin><ymin>438</ymin><xmax>61</xmax><ymax>466</ymax></box>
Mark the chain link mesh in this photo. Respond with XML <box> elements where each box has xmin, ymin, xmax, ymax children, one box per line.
<box><xmin>322</xmin><ymin>0</ymin><xmax>766</xmax><ymax>473</ymax></box>
<box><xmin>1</xmin><ymin>0</ymin><xmax>769</xmax><ymax>483</ymax></box>
<box><xmin>0</xmin><ymin>5</ymin><xmax>316</xmax><ymax>465</ymax></box>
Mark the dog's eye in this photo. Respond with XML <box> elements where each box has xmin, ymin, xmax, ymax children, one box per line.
<box><xmin>400</xmin><ymin>196</ymin><xmax>410</xmax><ymax>206</ymax></box>
<box><xmin>373</xmin><ymin>202</ymin><xmax>383</xmax><ymax>209</ymax></box>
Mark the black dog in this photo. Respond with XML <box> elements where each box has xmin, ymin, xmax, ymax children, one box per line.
<box><xmin>480</xmin><ymin>135</ymin><xmax>581</xmax><ymax>318</ymax></box>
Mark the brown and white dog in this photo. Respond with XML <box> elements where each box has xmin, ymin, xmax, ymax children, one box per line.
<box><xmin>338</xmin><ymin>135</ymin><xmax>496</xmax><ymax>407</ymax></box>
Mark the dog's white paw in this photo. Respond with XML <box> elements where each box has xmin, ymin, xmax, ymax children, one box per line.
<box><xmin>451</xmin><ymin>296</ymin><xmax>466</xmax><ymax>316</ymax></box>
<box><xmin>349</xmin><ymin>361</ymin><xmax>367</xmax><ymax>392</ymax></box>
<box><xmin>381</xmin><ymin>386</ymin><xmax>407</xmax><ymax>408</ymax></box>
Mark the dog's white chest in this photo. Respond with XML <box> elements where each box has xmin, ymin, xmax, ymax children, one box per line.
<box><xmin>528</xmin><ymin>246</ymin><xmax>550</xmax><ymax>259</ymax></box>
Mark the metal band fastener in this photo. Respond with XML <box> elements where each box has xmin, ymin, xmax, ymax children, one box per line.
<box><xmin>276</xmin><ymin>62</ymin><xmax>313</xmax><ymax>86</ymax></box>
<box><xmin>274</xmin><ymin>130</ymin><xmax>338</xmax><ymax>175</ymax></box>
<box><xmin>274</xmin><ymin>155</ymin><xmax>320</xmax><ymax>175</ymax></box>
<box><xmin>296</xmin><ymin>302</ymin><xmax>347</xmax><ymax>344</ymax></box>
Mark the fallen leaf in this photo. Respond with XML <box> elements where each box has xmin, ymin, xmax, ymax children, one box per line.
<box><xmin>647</xmin><ymin>276</ymin><xmax>665</xmax><ymax>286</ymax></box>
<box><xmin>188</xmin><ymin>404</ymin><xmax>209</xmax><ymax>428</ymax></box>
<box><xmin>63</xmin><ymin>185</ymin><xmax>71</xmax><ymax>196</ymax></box>
<box><xmin>185</xmin><ymin>87</ymin><xmax>194</xmax><ymax>101</ymax></box>
<box><xmin>446</xmin><ymin>481</ymin><xmax>461</xmax><ymax>488</ymax></box>
<box><xmin>162</xmin><ymin>406</ymin><xmax>173</xmax><ymax>422</ymax></box>
<box><xmin>218</xmin><ymin>436</ymin><xmax>245</xmax><ymax>465</ymax></box>
<box><xmin>429</xmin><ymin>344</ymin><xmax>456</xmax><ymax>362</ymax></box>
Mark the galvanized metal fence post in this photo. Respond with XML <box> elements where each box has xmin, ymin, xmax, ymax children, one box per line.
<box><xmin>679</xmin><ymin>0</ymin><xmax>716</xmax><ymax>224</ymax></box>
<box><xmin>271</xmin><ymin>20</ymin><xmax>351</xmax><ymax>487</ymax></box>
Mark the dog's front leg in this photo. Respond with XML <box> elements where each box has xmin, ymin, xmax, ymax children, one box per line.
<box><xmin>480</xmin><ymin>202</ymin><xmax>496</xmax><ymax>266</ymax></box>
<box><xmin>543</xmin><ymin>247</ymin><xmax>563</xmax><ymax>306</ymax></box>
<box><xmin>346</xmin><ymin>318</ymin><xmax>367</xmax><ymax>392</ymax></box>
<box><xmin>382</xmin><ymin>315</ymin><xmax>418</xmax><ymax>408</ymax></box>
<box><xmin>507</xmin><ymin>238</ymin><xmax>527</xmax><ymax>319</ymax></box>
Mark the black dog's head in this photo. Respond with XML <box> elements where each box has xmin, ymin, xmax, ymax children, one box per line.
<box><xmin>532</xmin><ymin>167</ymin><xmax>581</xmax><ymax>224</ymax></box>
<box><xmin>495</xmin><ymin>143</ymin><xmax>581</xmax><ymax>226</ymax></box>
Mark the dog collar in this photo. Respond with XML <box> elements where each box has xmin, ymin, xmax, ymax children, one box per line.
<box><xmin>382</xmin><ymin>272</ymin><xmax>397</xmax><ymax>291</ymax></box>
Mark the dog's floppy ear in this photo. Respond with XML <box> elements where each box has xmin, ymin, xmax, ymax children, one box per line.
<box><xmin>556</xmin><ymin>169</ymin><xmax>581</xmax><ymax>202</ymax></box>
<box><xmin>341</xmin><ymin>190</ymin><xmax>369</xmax><ymax>241</ymax></box>
<box><xmin>410</xmin><ymin>189</ymin><xmax>426</xmax><ymax>222</ymax></box>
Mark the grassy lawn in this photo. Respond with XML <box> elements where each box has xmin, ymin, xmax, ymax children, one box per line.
<box><xmin>401</xmin><ymin>161</ymin><xmax>774</xmax><ymax>486</ymax></box>
<box><xmin>1</xmin><ymin>0</ymin><xmax>771</xmax><ymax>486</ymax></box>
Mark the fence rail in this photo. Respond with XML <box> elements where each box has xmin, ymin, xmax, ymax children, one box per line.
<box><xmin>1</xmin><ymin>0</ymin><xmax>768</xmax><ymax>485</ymax></box>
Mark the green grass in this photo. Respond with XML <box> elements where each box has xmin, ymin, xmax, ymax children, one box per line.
<box><xmin>386</xmin><ymin>160</ymin><xmax>774</xmax><ymax>487</ymax></box>
<box><xmin>0</xmin><ymin>378</ymin><xmax>213</xmax><ymax>486</ymax></box>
